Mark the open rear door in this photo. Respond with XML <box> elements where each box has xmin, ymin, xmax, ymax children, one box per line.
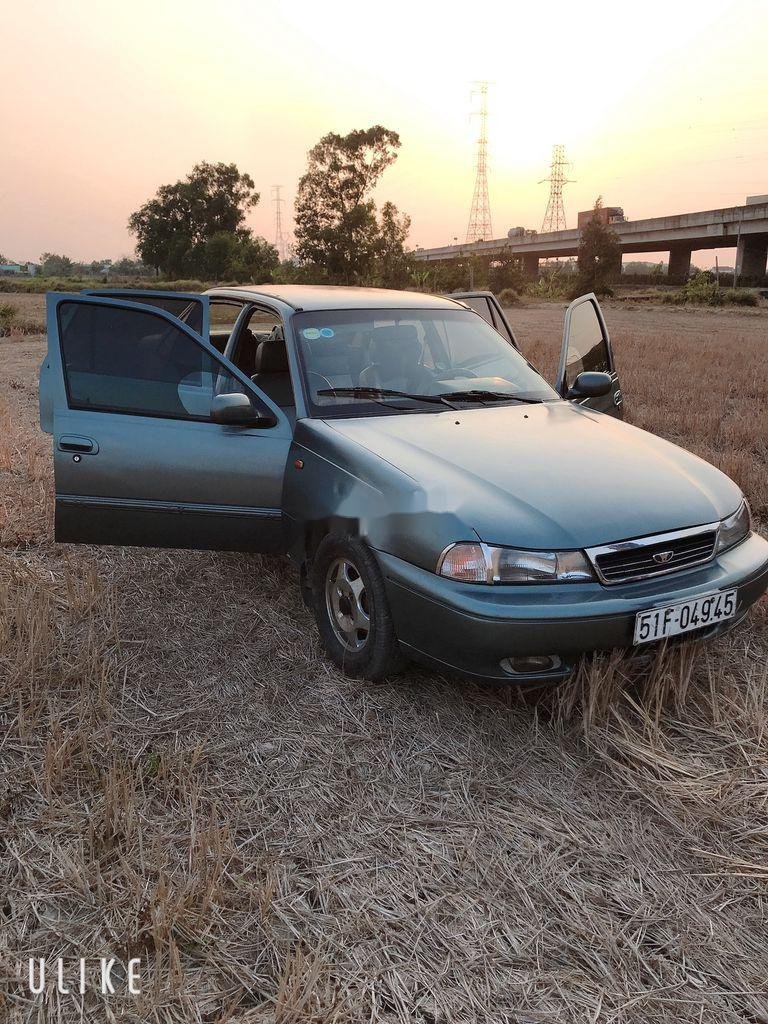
<box><xmin>556</xmin><ymin>293</ymin><xmax>623</xmax><ymax>418</ymax></box>
<box><xmin>82</xmin><ymin>289</ymin><xmax>210</xmax><ymax>341</ymax></box>
<box><xmin>448</xmin><ymin>291</ymin><xmax>519</xmax><ymax>348</ymax></box>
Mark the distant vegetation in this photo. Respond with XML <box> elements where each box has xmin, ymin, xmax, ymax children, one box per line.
<box><xmin>292</xmin><ymin>125</ymin><xmax>411</xmax><ymax>286</ymax></box>
<box><xmin>2</xmin><ymin>161</ymin><xmax>766</xmax><ymax>303</ymax></box>
<box><xmin>128</xmin><ymin>162</ymin><xmax>279</xmax><ymax>282</ymax></box>
<box><xmin>661</xmin><ymin>271</ymin><xmax>758</xmax><ymax>307</ymax></box>
<box><xmin>0</xmin><ymin>276</ymin><xmax>213</xmax><ymax>294</ymax></box>
<box><xmin>0</xmin><ymin>301</ymin><xmax>43</xmax><ymax>336</ymax></box>
<box><xmin>572</xmin><ymin>197</ymin><xmax>622</xmax><ymax>297</ymax></box>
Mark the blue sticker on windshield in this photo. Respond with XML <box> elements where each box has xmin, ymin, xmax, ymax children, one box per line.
<box><xmin>319</xmin><ymin>327</ymin><xmax>335</xmax><ymax>338</ymax></box>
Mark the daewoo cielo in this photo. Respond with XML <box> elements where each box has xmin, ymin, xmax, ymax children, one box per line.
<box><xmin>39</xmin><ymin>285</ymin><xmax>768</xmax><ymax>682</ymax></box>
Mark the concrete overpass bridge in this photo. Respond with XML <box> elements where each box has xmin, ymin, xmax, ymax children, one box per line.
<box><xmin>414</xmin><ymin>199</ymin><xmax>768</xmax><ymax>280</ymax></box>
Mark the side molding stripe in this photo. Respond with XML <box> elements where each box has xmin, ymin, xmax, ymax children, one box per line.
<box><xmin>57</xmin><ymin>495</ymin><xmax>281</xmax><ymax>519</ymax></box>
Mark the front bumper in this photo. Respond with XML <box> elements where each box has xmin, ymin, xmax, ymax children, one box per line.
<box><xmin>377</xmin><ymin>533</ymin><xmax>768</xmax><ymax>681</ymax></box>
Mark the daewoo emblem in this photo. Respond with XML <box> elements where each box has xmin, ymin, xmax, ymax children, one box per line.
<box><xmin>653</xmin><ymin>550</ymin><xmax>675</xmax><ymax>564</ymax></box>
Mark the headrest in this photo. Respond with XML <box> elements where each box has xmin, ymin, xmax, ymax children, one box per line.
<box><xmin>371</xmin><ymin>324</ymin><xmax>419</xmax><ymax>349</ymax></box>
<box><xmin>254</xmin><ymin>336</ymin><xmax>289</xmax><ymax>374</ymax></box>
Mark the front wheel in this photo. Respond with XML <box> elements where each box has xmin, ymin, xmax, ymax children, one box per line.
<box><xmin>310</xmin><ymin>535</ymin><xmax>402</xmax><ymax>680</ymax></box>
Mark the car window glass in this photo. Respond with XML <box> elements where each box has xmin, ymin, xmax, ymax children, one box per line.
<box><xmin>247</xmin><ymin>307</ymin><xmax>282</xmax><ymax>336</ymax></box>
<box><xmin>489</xmin><ymin>302</ymin><xmax>515</xmax><ymax>345</ymax></box>
<box><xmin>565</xmin><ymin>300</ymin><xmax>610</xmax><ymax>383</ymax></box>
<box><xmin>293</xmin><ymin>307</ymin><xmax>557</xmax><ymax>415</ymax></box>
<box><xmin>462</xmin><ymin>296</ymin><xmax>495</xmax><ymax>326</ymax></box>
<box><xmin>231</xmin><ymin>306</ymin><xmax>283</xmax><ymax>377</ymax></box>
<box><xmin>88</xmin><ymin>293</ymin><xmax>205</xmax><ymax>334</ymax></box>
<box><xmin>59</xmin><ymin>301</ymin><xmax>250</xmax><ymax>421</ymax></box>
<box><xmin>209</xmin><ymin>300</ymin><xmax>245</xmax><ymax>353</ymax></box>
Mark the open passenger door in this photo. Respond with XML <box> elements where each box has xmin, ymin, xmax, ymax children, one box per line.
<box><xmin>556</xmin><ymin>293</ymin><xmax>623</xmax><ymax>418</ymax></box>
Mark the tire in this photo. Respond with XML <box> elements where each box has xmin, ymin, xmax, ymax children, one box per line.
<box><xmin>310</xmin><ymin>534</ymin><xmax>402</xmax><ymax>681</ymax></box>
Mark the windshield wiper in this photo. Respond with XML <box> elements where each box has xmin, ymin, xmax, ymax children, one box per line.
<box><xmin>434</xmin><ymin>390</ymin><xmax>545</xmax><ymax>405</ymax></box>
<box><xmin>316</xmin><ymin>387</ymin><xmax>458</xmax><ymax>409</ymax></box>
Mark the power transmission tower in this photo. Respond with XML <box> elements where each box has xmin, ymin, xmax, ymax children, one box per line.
<box><xmin>466</xmin><ymin>81</ymin><xmax>493</xmax><ymax>243</ymax></box>
<box><xmin>539</xmin><ymin>144</ymin><xmax>573</xmax><ymax>233</ymax></box>
<box><xmin>272</xmin><ymin>185</ymin><xmax>288</xmax><ymax>260</ymax></box>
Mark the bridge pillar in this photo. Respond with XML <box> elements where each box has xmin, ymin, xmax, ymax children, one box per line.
<box><xmin>667</xmin><ymin>244</ymin><xmax>692</xmax><ymax>284</ymax></box>
<box><xmin>735</xmin><ymin>233</ymin><xmax>768</xmax><ymax>282</ymax></box>
<box><xmin>522</xmin><ymin>253</ymin><xmax>539</xmax><ymax>279</ymax></box>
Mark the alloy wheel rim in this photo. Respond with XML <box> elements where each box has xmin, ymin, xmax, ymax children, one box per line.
<box><xmin>325</xmin><ymin>557</ymin><xmax>370</xmax><ymax>652</ymax></box>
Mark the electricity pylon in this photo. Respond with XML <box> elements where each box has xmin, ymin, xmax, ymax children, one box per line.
<box><xmin>272</xmin><ymin>185</ymin><xmax>288</xmax><ymax>260</ymax></box>
<box><xmin>466</xmin><ymin>82</ymin><xmax>493</xmax><ymax>243</ymax></box>
<box><xmin>539</xmin><ymin>144</ymin><xmax>573</xmax><ymax>233</ymax></box>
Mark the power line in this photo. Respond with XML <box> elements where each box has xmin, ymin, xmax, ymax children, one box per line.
<box><xmin>466</xmin><ymin>81</ymin><xmax>493</xmax><ymax>243</ymax></box>
<box><xmin>539</xmin><ymin>144</ymin><xmax>574</xmax><ymax>232</ymax></box>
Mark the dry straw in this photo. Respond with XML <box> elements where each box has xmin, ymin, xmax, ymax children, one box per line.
<box><xmin>1</xmin><ymin>311</ymin><xmax>767</xmax><ymax>1022</ymax></box>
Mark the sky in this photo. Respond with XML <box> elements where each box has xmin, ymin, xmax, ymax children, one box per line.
<box><xmin>1</xmin><ymin>0</ymin><xmax>767</xmax><ymax>265</ymax></box>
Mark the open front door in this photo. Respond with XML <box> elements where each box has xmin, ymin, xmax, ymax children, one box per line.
<box><xmin>82</xmin><ymin>289</ymin><xmax>210</xmax><ymax>341</ymax></box>
<box><xmin>556</xmin><ymin>293</ymin><xmax>623</xmax><ymax>418</ymax></box>
<box><xmin>45</xmin><ymin>293</ymin><xmax>292</xmax><ymax>552</ymax></box>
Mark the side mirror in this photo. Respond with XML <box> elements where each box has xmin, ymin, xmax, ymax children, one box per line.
<box><xmin>211</xmin><ymin>392</ymin><xmax>276</xmax><ymax>428</ymax></box>
<box><xmin>566</xmin><ymin>371</ymin><xmax>612</xmax><ymax>400</ymax></box>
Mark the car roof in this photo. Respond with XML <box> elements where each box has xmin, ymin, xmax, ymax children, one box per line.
<box><xmin>204</xmin><ymin>283</ymin><xmax>465</xmax><ymax>312</ymax></box>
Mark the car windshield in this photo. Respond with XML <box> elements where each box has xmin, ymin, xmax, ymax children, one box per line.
<box><xmin>293</xmin><ymin>307</ymin><xmax>558</xmax><ymax>416</ymax></box>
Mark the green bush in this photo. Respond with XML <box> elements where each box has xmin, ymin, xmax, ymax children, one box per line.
<box><xmin>0</xmin><ymin>302</ymin><xmax>16</xmax><ymax>329</ymax></box>
<box><xmin>0</xmin><ymin>301</ymin><xmax>41</xmax><ymax>336</ymax></box>
<box><xmin>496</xmin><ymin>287</ymin><xmax>521</xmax><ymax>307</ymax></box>
<box><xmin>662</xmin><ymin>272</ymin><xmax>759</xmax><ymax>307</ymax></box>
<box><xmin>723</xmin><ymin>289</ymin><xmax>758</xmax><ymax>307</ymax></box>
<box><xmin>525</xmin><ymin>275</ymin><xmax>572</xmax><ymax>301</ymax></box>
<box><xmin>0</xmin><ymin>276</ymin><xmax>212</xmax><ymax>295</ymax></box>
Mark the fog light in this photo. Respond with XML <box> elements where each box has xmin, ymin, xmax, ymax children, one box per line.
<box><xmin>500</xmin><ymin>655</ymin><xmax>562</xmax><ymax>676</ymax></box>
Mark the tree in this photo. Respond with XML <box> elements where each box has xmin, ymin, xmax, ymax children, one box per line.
<box><xmin>128</xmin><ymin>162</ymin><xmax>259</xmax><ymax>277</ymax></box>
<box><xmin>373</xmin><ymin>202</ymin><xmax>412</xmax><ymax>287</ymax></box>
<box><xmin>294</xmin><ymin>126</ymin><xmax>405</xmax><ymax>283</ymax></box>
<box><xmin>39</xmin><ymin>253</ymin><xmax>74</xmax><ymax>277</ymax></box>
<box><xmin>203</xmin><ymin>231</ymin><xmax>278</xmax><ymax>283</ymax></box>
<box><xmin>575</xmin><ymin>197</ymin><xmax>621</xmax><ymax>295</ymax></box>
<box><xmin>488</xmin><ymin>253</ymin><xmax>524</xmax><ymax>296</ymax></box>
<box><xmin>111</xmin><ymin>257</ymin><xmax>147</xmax><ymax>277</ymax></box>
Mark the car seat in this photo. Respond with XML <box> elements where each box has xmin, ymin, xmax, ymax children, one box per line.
<box><xmin>250</xmin><ymin>326</ymin><xmax>295</xmax><ymax>416</ymax></box>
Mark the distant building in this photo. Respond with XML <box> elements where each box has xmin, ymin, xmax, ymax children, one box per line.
<box><xmin>746</xmin><ymin>195</ymin><xmax>768</xmax><ymax>206</ymax></box>
<box><xmin>0</xmin><ymin>262</ymin><xmax>36</xmax><ymax>276</ymax></box>
<box><xmin>577</xmin><ymin>206</ymin><xmax>626</xmax><ymax>231</ymax></box>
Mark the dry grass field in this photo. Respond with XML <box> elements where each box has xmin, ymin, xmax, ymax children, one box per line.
<box><xmin>1</xmin><ymin>301</ymin><xmax>767</xmax><ymax>1023</ymax></box>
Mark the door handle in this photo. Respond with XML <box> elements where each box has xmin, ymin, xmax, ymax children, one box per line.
<box><xmin>58</xmin><ymin>435</ymin><xmax>98</xmax><ymax>454</ymax></box>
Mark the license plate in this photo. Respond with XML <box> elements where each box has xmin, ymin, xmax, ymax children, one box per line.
<box><xmin>633</xmin><ymin>589</ymin><xmax>737</xmax><ymax>645</ymax></box>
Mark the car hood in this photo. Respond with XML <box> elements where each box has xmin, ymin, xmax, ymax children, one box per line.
<box><xmin>324</xmin><ymin>402</ymin><xmax>742</xmax><ymax>549</ymax></box>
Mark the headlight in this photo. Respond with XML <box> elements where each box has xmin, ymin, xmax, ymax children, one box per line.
<box><xmin>437</xmin><ymin>542</ymin><xmax>594</xmax><ymax>583</ymax></box>
<box><xmin>716</xmin><ymin>500</ymin><xmax>752</xmax><ymax>554</ymax></box>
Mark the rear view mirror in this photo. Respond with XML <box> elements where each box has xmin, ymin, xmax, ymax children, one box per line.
<box><xmin>211</xmin><ymin>392</ymin><xmax>276</xmax><ymax>427</ymax></box>
<box><xmin>567</xmin><ymin>371</ymin><xmax>612</xmax><ymax>399</ymax></box>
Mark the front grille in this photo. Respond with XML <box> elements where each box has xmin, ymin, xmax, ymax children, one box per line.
<box><xmin>588</xmin><ymin>525</ymin><xmax>718</xmax><ymax>585</ymax></box>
